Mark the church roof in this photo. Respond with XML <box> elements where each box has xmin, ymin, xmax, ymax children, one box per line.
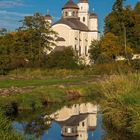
<box><xmin>56</xmin><ymin>114</ymin><xmax>88</xmax><ymax>127</ymax></box>
<box><xmin>45</xmin><ymin>14</ymin><xmax>52</xmax><ymax>19</ymax></box>
<box><xmin>89</xmin><ymin>13</ymin><xmax>98</xmax><ymax>18</ymax></box>
<box><xmin>78</xmin><ymin>0</ymin><xmax>88</xmax><ymax>3</ymax></box>
<box><xmin>62</xmin><ymin>0</ymin><xmax>79</xmax><ymax>10</ymax></box>
<box><xmin>55</xmin><ymin>37</ymin><xmax>66</xmax><ymax>42</ymax></box>
<box><xmin>53</xmin><ymin>18</ymin><xmax>89</xmax><ymax>31</ymax></box>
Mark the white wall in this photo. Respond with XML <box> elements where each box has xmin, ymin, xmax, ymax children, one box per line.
<box><xmin>89</xmin><ymin>18</ymin><xmax>98</xmax><ymax>31</ymax></box>
<box><xmin>78</xmin><ymin>3</ymin><xmax>89</xmax><ymax>26</ymax></box>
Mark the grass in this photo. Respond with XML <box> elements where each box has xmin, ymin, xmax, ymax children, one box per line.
<box><xmin>0</xmin><ymin>82</ymin><xmax>99</xmax><ymax>110</ymax></box>
<box><xmin>0</xmin><ymin>78</ymin><xmax>84</xmax><ymax>88</ymax></box>
<box><xmin>0</xmin><ymin>109</ymin><xmax>24</xmax><ymax>140</ymax></box>
<box><xmin>1</xmin><ymin>67</ymin><xmax>140</xmax><ymax>138</ymax></box>
<box><xmin>98</xmin><ymin>73</ymin><xmax>140</xmax><ymax>136</ymax></box>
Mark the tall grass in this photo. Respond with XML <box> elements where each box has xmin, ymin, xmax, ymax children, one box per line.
<box><xmin>0</xmin><ymin>109</ymin><xmax>24</xmax><ymax>140</ymax></box>
<box><xmin>99</xmin><ymin>73</ymin><xmax>140</xmax><ymax>135</ymax></box>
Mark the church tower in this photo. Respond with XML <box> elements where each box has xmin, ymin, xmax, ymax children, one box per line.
<box><xmin>62</xmin><ymin>0</ymin><xmax>79</xmax><ymax>19</ymax></box>
<box><xmin>77</xmin><ymin>0</ymin><xmax>89</xmax><ymax>26</ymax></box>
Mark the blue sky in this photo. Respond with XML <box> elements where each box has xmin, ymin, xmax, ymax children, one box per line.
<box><xmin>0</xmin><ymin>0</ymin><xmax>139</xmax><ymax>32</ymax></box>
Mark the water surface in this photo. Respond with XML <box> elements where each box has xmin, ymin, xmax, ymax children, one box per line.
<box><xmin>13</xmin><ymin>102</ymin><xmax>105</xmax><ymax>140</ymax></box>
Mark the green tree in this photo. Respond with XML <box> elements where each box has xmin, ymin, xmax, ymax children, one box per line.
<box><xmin>19</xmin><ymin>13</ymin><xmax>57</xmax><ymax>67</ymax></box>
<box><xmin>89</xmin><ymin>40</ymin><xmax>101</xmax><ymax>63</ymax></box>
<box><xmin>100</xmin><ymin>33</ymin><xmax>122</xmax><ymax>59</ymax></box>
<box><xmin>112</xmin><ymin>0</ymin><xmax>124</xmax><ymax>12</ymax></box>
<box><xmin>46</xmin><ymin>47</ymin><xmax>79</xmax><ymax>69</ymax></box>
<box><xmin>0</xmin><ymin>28</ymin><xmax>7</xmax><ymax>36</ymax></box>
<box><xmin>104</xmin><ymin>0</ymin><xmax>140</xmax><ymax>54</ymax></box>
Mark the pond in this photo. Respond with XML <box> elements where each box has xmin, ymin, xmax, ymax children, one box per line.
<box><xmin>13</xmin><ymin>102</ymin><xmax>106</xmax><ymax>140</ymax></box>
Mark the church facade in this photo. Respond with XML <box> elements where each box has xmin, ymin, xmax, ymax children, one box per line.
<box><xmin>45</xmin><ymin>0</ymin><xmax>99</xmax><ymax>62</ymax></box>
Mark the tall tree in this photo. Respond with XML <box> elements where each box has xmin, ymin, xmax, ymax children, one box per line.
<box><xmin>112</xmin><ymin>0</ymin><xmax>124</xmax><ymax>12</ymax></box>
<box><xmin>104</xmin><ymin>0</ymin><xmax>140</xmax><ymax>53</ymax></box>
<box><xmin>19</xmin><ymin>13</ymin><xmax>57</xmax><ymax>67</ymax></box>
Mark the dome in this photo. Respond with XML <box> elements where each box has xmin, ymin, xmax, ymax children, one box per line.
<box><xmin>62</xmin><ymin>0</ymin><xmax>79</xmax><ymax>10</ymax></box>
<box><xmin>78</xmin><ymin>0</ymin><xmax>88</xmax><ymax>3</ymax></box>
<box><xmin>89</xmin><ymin>13</ymin><xmax>97</xmax><ymax>18</ymax></box>
<box><xmin>45</xmin><ymin>14</ymin><xmax>52</xmax><ymax>20</ymax></box>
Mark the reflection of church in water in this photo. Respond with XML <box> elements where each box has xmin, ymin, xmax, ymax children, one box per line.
<box><xmin>49</xmin><ymin>103</ymin><xmax>97</xmax><ymax>140</ymax></box>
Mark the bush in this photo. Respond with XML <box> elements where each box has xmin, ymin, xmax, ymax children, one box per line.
<box><xmin>0</xmin><ymin>109</ymin><xmax>23</xmax><ymax>140</ymax></box>
<box><xmin>45</xmin><ymin>47</ymin><xmax>79</xmax><ymax>69</ymax></box>
<box><xmin>4</xmin><ymin>101</ymin><xmax>18</xmax><ymax>117</ymax></box>
<box><xmin>131</xmin><ymin>59</ymin><xmax>140</xmax><ymax>71</ymax></box>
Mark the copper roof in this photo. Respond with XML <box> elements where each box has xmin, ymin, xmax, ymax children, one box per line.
<box><xmin>78</xmin><ymin>0</ymin><xmax>88</xmax><ymax>3</ymax></box>
<box><xmin>89</xmin><ymin>13</ymin><xmax>97</xmax><ymax>18</ymax></box>
<box><xmin>45</xmin><ymin>14</ymin><xmax>52</xmax><ymax>19</ymax></box>
<box><xmin>62</xmin><ymin>0</ymin><xmax>79</xmax><ymax>10</ymax></box>
<box><xmin>53</xmin><ymin>18</ymin><xmax>89</xmax><ymax>31</ymax></box>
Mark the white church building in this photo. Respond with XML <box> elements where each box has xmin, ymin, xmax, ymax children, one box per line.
<box><xmin>45</xmin><ymin>0</ymin><xmax>99</xmax><ymax>61</ymax></box>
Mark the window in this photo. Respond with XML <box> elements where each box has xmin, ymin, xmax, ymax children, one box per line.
<box><xmin>79</xmin><ymin>46</ymin><xmax>81</xmax><ymax>56</ymax></box>
<box><xmin>82</xmin><ymin>122</ymin><xmax>85</xmax><ymax>127</ymax></box>
<box><xmin>75</xmin><ymin>45</ymin><xmax>77</xmax><ymax>51</ymax></box>
<box><xmin>65</xmin><ymin>12</ymin><xmax>68</xmax><ymax>16</ymax></box>
<box><xmin>85</xmin><ymin>46</ymin><xmax>87</xmax><ymax>56</ymax></box>
<box><xmin>83</xmin><ymin>17</ymin><xmax>85</xmax><ymax>22</ymax></box>
<box><xmin>73</xmin><ymin>11</ymin><xmax>75</xmax><ymax>16</ymax></box>
<box><xmin>68</xmin><ymin>11</ymin><xmax>72</xmax><ymax>16</ymax></box>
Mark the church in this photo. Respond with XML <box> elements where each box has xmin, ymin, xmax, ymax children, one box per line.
<box><xmin>45</xmin><ymin>0</ymin><xmax>99</xmax><ymax>62</ymax></box>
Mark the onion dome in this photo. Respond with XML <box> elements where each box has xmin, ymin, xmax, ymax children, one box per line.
<box><xmin>45</xmin><ymin>14</ymin><xmax>52</xmax><ymax>20</ymax></box>
<box><xmin>62</xmin><ymin>0</ymin><xmax>79</xmax><ymax>10</ymax></box>
<box><xmin>78</xmin><ymin>0</ymin><xmax>88</xmax><ymax>3</ymax></box>
<box><xmin>89</xmin><ymin>13</ymin><xmax>97</xmax><ymax>18</ymax></box>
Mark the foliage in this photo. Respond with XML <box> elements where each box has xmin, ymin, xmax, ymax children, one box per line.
<box><xmin>104</xmin><ymin>1</ymin><xmax>140</xmax><ymax>53</ymax></box>
<box><xmin>89</xmin><ymin>33</ymin><xmax>128</xmax><ymax>63</ymax></box>
<box><xmin>0</xmin><ymin>13</ymin><xmax>56</xmax><ymax>75</ymax></box>
<box><xmin>46</xmin><ymin>47</ymin><xmax>79</xmax><ymax>69</ymax></box>
<box><xmin>99</xmin><ymin>74</ymin><xmax>140</xmax><ymax>135</ymax></box>
<box><xmin>89</xmin><ymin>40</ymin><xmax>101</xmax><ymax>63</ymax></box>
<box><xmin>0</xmin><ymin>109</ymin><xmax>24</xmax><ymax>140</ymax></box>
<box><xmin>100</xmin><ymin>33</ymin><xmax>122</xmax><ymax>58</ymax></box>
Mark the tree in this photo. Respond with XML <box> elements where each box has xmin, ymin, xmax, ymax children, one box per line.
<box><xmin>104</xmin><ymin>1</ymin><xmax>140</xmax><ymax>54</ymax></box>
<box><xmin>132</xmin><ymin>2</ymin><xmax>140</xmax><ymax>52</ymax></box>
<box><xmin>18</xmin><ymin>13</ymin><xmax>57</xmax><ymax>67</ymax></box>
<box><xmin>46</xmin><ymin>47</ymin><xmax>79</xmax><ymax>69</ymax></box>
<box><xmin>0</xmin><ymin>28</ymin><xmax>7</xmax><ymax>36</ymax></box>
<box><xmin>112</xmin><ymin>0</ymin><xmax>124</xmax><ymax>12</ymax></box>
<box><xmin>100</xmin><ymin>33</ymin><xmax>122</xmax><ymax>59</ymax></box>
<box><xmin>89</xmin><ymin>40</ymin><xmax>101</xmax><ymax>63</ymax></box>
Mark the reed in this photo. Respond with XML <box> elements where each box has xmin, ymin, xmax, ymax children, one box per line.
<box><xmin>99</xmin><ymin>73</ymin><xmax>140</xmax><ymax>135</ymax></box>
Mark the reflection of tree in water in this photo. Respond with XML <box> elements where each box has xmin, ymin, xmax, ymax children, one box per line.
<box><xmin>24</xmin><ymin>115</ymin><xmax>52</xmax><ymax>138</ymax></box>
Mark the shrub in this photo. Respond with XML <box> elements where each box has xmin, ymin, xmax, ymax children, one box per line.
<box><xmin>45</xmin><ymin>47</ymin><xmax>79</xmax><ymax>69</ymax></box>
<box><xmin>4</xmin><ymin>101</ymin><xmax>18</xmax><ymax>117</ymax></box>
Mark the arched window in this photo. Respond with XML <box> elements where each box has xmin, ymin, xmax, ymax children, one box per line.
<box><xmin>79</xmin><ymin>46</ymin><xmax>81</xmax><ymax>56</ymax></box>
<box><xmin>73</xmin><ymin>11</ymin><xmax>75</xmax><ymax>16</ymax></box>
<box><xmin>83</xmin><ymin>17</ymin><xmax>85</xmax><ymax>22</ymax></box>
<box><xmin>85</xmin><ymin>46</ymin><xmax>87</xmax><ymax>56</ymax></box>
<box><xmin>82</xmin><ymin>122</ymin><xmax>85</xmax><ymax>127</ymax></box>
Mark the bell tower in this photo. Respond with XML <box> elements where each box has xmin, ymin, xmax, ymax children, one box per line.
<box><xmin>77</xmin><ymin>0</ymin><xmax>89</xmax><ymax>26</ymax></box>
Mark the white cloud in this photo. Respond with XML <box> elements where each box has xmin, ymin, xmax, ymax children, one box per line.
<box><xmin>0</xmin><ymin>10</ymin><xmax>32</xmax><ymax>30</ymax></box>
<box><xmin>0</xmin><ymin>0</ymin><xmax>24</xmax><ymax>8</ymax></box>
<box><xmin>0</xmin><ymin>10</ymin><xmax>31</xmax><ymax>17</ymax></box>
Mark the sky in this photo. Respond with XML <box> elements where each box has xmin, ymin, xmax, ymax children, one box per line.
<box><xmin>0</xmin><ymin>0</ymin><xmax>139</xmax><ymax>32</ymax></box>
